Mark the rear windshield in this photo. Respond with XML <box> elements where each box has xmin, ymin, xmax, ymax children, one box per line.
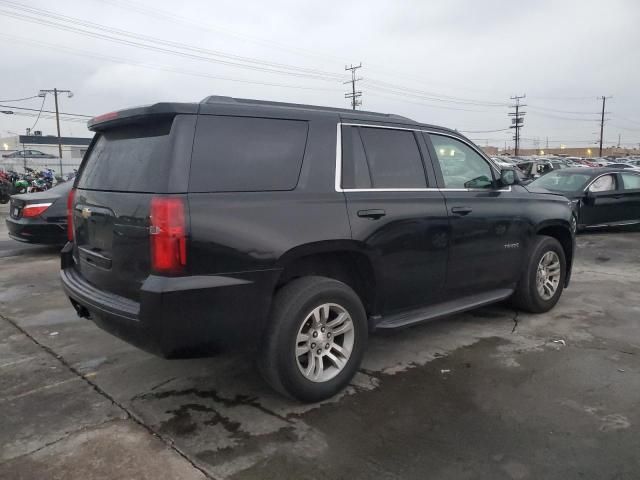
<box><xmin>77</xmin><ymin>120</ymin><xmax>173</xmax><ymax>192</ymax></box>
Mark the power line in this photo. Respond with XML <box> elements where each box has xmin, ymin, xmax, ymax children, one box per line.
<box><xmin>96</xmin><ymin>0</ymin><xmax>348</xmax><ymax>65</ymax></box>
<box><xmin>0</xmin><ymin>33</ymin><xmax>341</xmax><ymax>94</ymax></box>
<box><xmin>0</xmin><ymin>104</ymin><xmax>92</xmax><ymax>117</ymax></box>
<box><xmin>363</xmin><ymin>79</ymin><xmax>508</xmax><ymax>107</ymax></box>
<box><xmin>460</xmin><ymin>128</ymin><xmax>511</xmax><ymax>133</ymax></box>
<box><xmin>527</xmin><ymin>105</ymin><xmax>602</xmax><ymax>116</ymax></box>
<box><xmin>0</xmin><ymin>95</ymin><xmax>40</xmax><ymax>102</ymax></box>
<box><xmin>344</xmin><ymin>63</ymin><xmax>362</xmax><ymax>110</ymax></box>
<box><xmin>527</xmin><ymin>111</ymin><xmax>603</xmax><ymax>122</ymax></box>
<box><xmin>30</xmin><ymin>94</ymin><xmax>47</xmax><ymax>130</ymax></box>
<box><xmin>0</xmin><ymin>1</ymin><xmax>345</xmax><ymax>82</ymax></box>
<box><xmin>1</xmin><ymin>110</ymin><xmax>87</xmax><ymax>123</ymax></box>
<box><xmin>366</xmin><ymin>91</ymin><xmax>491</xmax><ymax>113</ymax></box>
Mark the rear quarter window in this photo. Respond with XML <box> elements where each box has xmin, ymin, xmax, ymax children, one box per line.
<box><xmin>189</xmin><ymin>116</ymin><xmax>309</xmax><ymax>192</ymax></box>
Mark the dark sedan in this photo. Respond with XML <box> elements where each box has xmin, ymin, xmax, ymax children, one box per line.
<box><xmin>6</xmin><ymin>181</ymin><xmax>72</xmax><ymax>244</ymax></box>
<box><xmin>528</xmin><ymin>168</ymin><xmax>640</xmax><ymax>232</ymax></box>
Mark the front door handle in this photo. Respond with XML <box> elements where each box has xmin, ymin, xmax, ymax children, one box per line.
<box><xmin>451</xmin><ymin>206</ymin><xmax>473</xmax><ymax>216</ymax></box>
<box><xmin>357</xmin><ymin>209</ymin><xmax>386</xmax><ymax>220</ymax></box>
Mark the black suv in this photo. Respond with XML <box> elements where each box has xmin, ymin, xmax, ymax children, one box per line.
<box><xmin>61</xmin><ymin>97</ymin><xmax>575</xmax><ymax>402</ymax></box>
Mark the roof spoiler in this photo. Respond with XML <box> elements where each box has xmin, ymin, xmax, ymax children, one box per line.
<box><xmin>88</xmin><ymin>102</ymin><xmax>199</xmax><ymax>131</ymax></box>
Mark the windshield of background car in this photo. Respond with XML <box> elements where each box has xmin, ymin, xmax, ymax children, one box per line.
<box><xmin>529</xmin><ymin>171</ymin><xmax>592</xmax><ymax>192</ymax></box>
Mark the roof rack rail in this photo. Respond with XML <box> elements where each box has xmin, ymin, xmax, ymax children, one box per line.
<box><xmin>200</xmin><ymin>95</ymin><xmax>413</xmax><ymax>121</ymax></box>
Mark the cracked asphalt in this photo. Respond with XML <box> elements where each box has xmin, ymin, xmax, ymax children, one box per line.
<box><xmin>1</xmin><ymin>202</ymin><xmax>639</xmax><ymax>480</ymax></box>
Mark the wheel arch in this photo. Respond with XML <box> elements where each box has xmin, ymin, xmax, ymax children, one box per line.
<box><xmin>535</xmin><ymin>221</ymin><xmax>574</xmax><ymax>287</ymax></box>
<box><xmin>275</xmin><ymin>240</ymin><xmax>380</xmax><ymax>319</ymax></box>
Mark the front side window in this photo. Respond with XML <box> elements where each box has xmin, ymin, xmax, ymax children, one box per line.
<box><xmin>358</xmin><ymin>127</ymin><xmax>427</xmax><ymax>188</ymax></box>
<box><xmin>430</xmin><ymin>135</ymin><xmax>494</xmax><ymax>189</ymax></box>
<box><xmin>621</xmin><ymin>173</ymin><xmax>640</xmax><ymax>190</ymax></box>
<box><xmin>588</xmin><ymin>174</ymin><xmax>617</xmax><ymax>193</ymax></box>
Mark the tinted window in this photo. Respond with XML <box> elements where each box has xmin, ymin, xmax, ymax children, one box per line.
<box><xmin>529</xmin><ymin>172</ymin><xmax>591</xmax><ymax>192</ymax></box>
<box><xmin>77</xmin><ymin>120</ymin><xmax>173</xmax><ymax>192</ymax></box>
<box><xmin>357</xmin><ymin>127</ymin><xmax>426</xmax><ymax>188</ymax></box>
<box><xmin>190</xmin><ymin>116</ymin><xmax>308</xmax><ymax>192</ymax></box>
<box><xmin>621</xmin><ymin>173</ymin><xmax>640</xmax><ymax>190</ymax></box>
<box><xmin>341</xmin><ymin>126</ymin><xmax>372</xmax><ymax>189</ymax></box>
<box><xmin>430</xmin><ymin>135</ymin><xmax>494</xmax><ymax>189</ymax></box>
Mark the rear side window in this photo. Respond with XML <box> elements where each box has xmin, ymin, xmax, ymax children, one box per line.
<box><xmin>189</xmin><ymin>116</ymin><xmax>308</xmax><ymax>192</ymax></box>
<box><xmin>342</xmin><ymin>126</ymin><xmax>426</xmax><ymax>189</ymax></box>
<box><xmin>77</xmin><ymin>120</ymin><xmax>173</xmax><ymax>192</ymax></box>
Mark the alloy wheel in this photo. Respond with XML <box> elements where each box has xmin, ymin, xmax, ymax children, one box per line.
<box><xmin>536</xmin><ymin>251</ymin><xmax>561</xmax><ymax>300</ymax></box>
<box><xmin>295</xmin><ymin>303</ymin><xmax>355</xmax><ymax>383</ymax></box>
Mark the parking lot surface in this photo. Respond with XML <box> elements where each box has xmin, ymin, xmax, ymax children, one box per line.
<box><xmin>1</xmin><ymin>202</ymin><xmax>639</xmax><ymax>480</ymax></box>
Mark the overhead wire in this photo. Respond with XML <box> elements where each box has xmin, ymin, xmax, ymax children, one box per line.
<box><xmin>0</xmin><ymin>33</ymin><xmax>342</xmax><ymax>93</ymax></box>
<box><xmin>29</xmin><ymin>94</ymin><xmax>47</xmax><ymax>129</ymax></box>
<box><xmin>0</xmin><ymin>95</ymin><xmax>40</xmax><ymax>102</ymax></box>
<box><xmin>0</xmin><ymin>0</ymin><xmax>346</xmax><ymax>82</ymax></box>
<box><xmin>0</xmin><ymin>104</ymin><xmax>92</xmax><ymax>117</ymax></box>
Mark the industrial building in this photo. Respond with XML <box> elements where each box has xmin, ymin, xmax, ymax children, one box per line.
<box><xmin>0</xmin><ymin>131</ymin><xmax>92</xmax><ymax>174</ymax></box>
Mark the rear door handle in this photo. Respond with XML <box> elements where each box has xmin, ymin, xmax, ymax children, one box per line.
<box><xmin>357</xmin><ymin>209</ymin><xmax>386</xmax><ymax>220</ymax></box>
<box><xmin>451</xmin><ymin>206</ymin><xmax>473</xmax><ymax>216</ymax></box>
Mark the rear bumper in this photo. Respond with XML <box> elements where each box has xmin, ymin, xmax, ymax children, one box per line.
<box><xmin>6</xmin><ymin>218</ymin><xmax>66</xmax><ymax>245</ymax></box>
<box><xmin>60</xmin><ymin>243</ymin><xmax>280</xmax><ymax>357</ymax></box>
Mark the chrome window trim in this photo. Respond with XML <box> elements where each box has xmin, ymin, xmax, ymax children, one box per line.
<box><xmin>335</xmin><ymin>122</ymin><xmax>509</xmax><ymax>193</ymax></box>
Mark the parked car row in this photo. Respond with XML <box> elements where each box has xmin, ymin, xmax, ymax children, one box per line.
<box><xmin>492</xmin><ymin>155</ymin><xmax>640</xmax><ymax>183</ymax></box>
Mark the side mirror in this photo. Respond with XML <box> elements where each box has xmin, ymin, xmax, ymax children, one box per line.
<box><xmin>500</xmin><ymin>168</ymin><xmax>518</xmax><ymax>187</ymax></box>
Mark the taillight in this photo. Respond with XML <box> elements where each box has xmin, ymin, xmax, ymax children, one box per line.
<box><xmin>23</xmin><ymin>203</ymin><xmax>52</xmax><ymax>218</ymax></box>
<box><xmin>67</xmin><ymin>188</ymin><xmax>76</xmax><ymax>241</ymax></box>
<box><xmin>150</xmin><ymin>197</ymin><xmax>187</xmax><ymax>274</ymax></box>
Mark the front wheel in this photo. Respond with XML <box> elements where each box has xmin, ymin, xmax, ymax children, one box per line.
<box><xmin>511</xmin><ymin>235</ymin><xmax>566</xmax><ymax>313</ymax></box>
<box><xmin>258</xmin><ymin>276</ymin><xmax>367</xmax><ymax>402</ymax></box>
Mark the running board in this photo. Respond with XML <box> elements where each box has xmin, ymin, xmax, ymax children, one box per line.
<box><xmin>584</xmin><ymin>219</ymin><xmax>640</xmax><ymax>229</ymax></box>
<box><xmin>374</xmin><ymin>288</ymin><xmax>514</xmax><ymax>330</ymax></box>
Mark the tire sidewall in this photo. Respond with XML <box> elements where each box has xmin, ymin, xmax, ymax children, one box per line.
<box><xmin>527</xmin><ymin>237</ymin><xmax>566</xmax><ymax>311</ymax></box>
<box><xmin>275</xmin><ymin>282</ymin><xmax>367</xmax><ymax>402</ymax></box>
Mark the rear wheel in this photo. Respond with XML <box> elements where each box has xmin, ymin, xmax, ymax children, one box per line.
<box><xmin>258</xmin><ymin>276</ymin><xmax>367</xmax><ymax>402</ymax></box>
<box><xmin>511</xmin><ymin>235</ymin><xmax>566</xmax><ymax>313</ymax></box>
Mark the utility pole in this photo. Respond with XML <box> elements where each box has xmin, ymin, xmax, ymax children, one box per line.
<box><xmin>617</xmin><ymin>133</ymin><xmax>621</xmax><ymax>148</ymax></box>
<box><xmin>39</xmin><ymin>88</ymin><xmax>73</xmax><ymax>176</ymax></box>
<box><xmin>598</xmin><ymin>95</ymin><xmax>611</xmax><ymax>157</ymax></box>
<box><xmin>508</xmin><ymin>95</ymin><xmax>526</xmax><ymax>156</ymax></box>
<box><xmin>344</xmin><ymin>63</ymin><xmax>362</xmax><ymax>110</ymax></box>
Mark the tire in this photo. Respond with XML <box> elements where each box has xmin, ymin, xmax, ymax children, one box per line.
<box><xmin>511</xmin><ymin>235</ymin><xmax>566</xmax><ymax>313</ymax></box>
<box><xmin>258</xmin><ymin>276</ymin><xmax>368</xmax><ymax>402</ymax></box>
<box><xmin>570</xmin><ymin>214</ymin><xmax>578</xmax><ymax>235</ymax></box>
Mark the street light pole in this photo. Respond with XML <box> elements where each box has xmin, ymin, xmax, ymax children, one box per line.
<box><xmin>39</xmin><ymin>88</ymin><xmax>73</xmax><ymax>176</ymax></box>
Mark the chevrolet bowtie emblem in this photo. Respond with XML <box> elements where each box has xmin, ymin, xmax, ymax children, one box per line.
<box><xmin>81</xmin><ymin>207</ymin><xmax>92</xmax><ymax>219</ymax></box>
